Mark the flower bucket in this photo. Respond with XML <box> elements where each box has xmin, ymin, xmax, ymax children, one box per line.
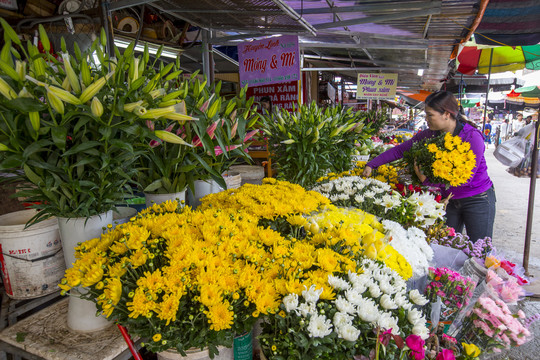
<box><xmin>234</xmin><ymin>331</ymin><xmax>253</xmax><ymax>360</ymax></box>
<box><xmin>58</xmin><ymin>211</ymin><xmax>113</xmax><ymax>332</ymax></box>
<box><xmin>157</xmin><ymin>346</ymin><xmax>234</xmax><ymax>360</ymax></box>
<box><xmin>0</xmin><ymin>210</ymin><xmax>65</xmax><ymax>299</ymax></box>
<box><xmin>228</xmin><ymin>165</ymin><xmax>265</xmax><ymax>185</ymax></box>
<box><xmin>113</xmin><ymin>207</ymin><xmax>138</xmax><ymax>227</ymax></box>
<box><xmin>145</xmin><ymin>191</ymin><xmax>186</xmax><ymax>208</ymax></box>
<box><xmin>188</xmin><ymin>179</ymin><xmax>222</xmax><ymax>208</ymax></box>
<box><xmin>426</xmin><ymin>320</ymin><xmax>453</xmax><ymax>334</ymax></box>
<box><xmin>223</xmin><ymin>171</ymin><xmax>242</xmax><ymax>190</ymax></box>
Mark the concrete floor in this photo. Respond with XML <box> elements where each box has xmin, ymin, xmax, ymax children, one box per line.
<box><xmin>481</xmin><ymin>146</ymin><xmax>540</xmax><ymax>359</ymax></box>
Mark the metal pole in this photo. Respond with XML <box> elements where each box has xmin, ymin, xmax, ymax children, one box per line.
<box><xmin>523</xmin><ymin>115</ymin><xmax>540</xmax><ymax>275</ymax></box>
<box><xmin>201</xmin><ymin>30</ymin><xmax>214</xmax><ymax>85</ymax></box>
<box><xmin>458</xmin><ymin>73</ymin><xmax>463</xmax><ymax>107</ymax></box>
<box><xmin>482</xmin><ymin>48</ymin><xmax>494</xmax><ymax>134</ymax></box>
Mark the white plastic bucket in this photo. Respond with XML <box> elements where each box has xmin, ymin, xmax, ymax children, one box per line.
<box><xmin>0</xmin><ymin>210</ymin><xmax>65</xmax><ymax>299</ymax></box>
<box><xmin>113</xmin><ymin>207</ymin><xmax>138</xmax><ymax>226</ymax></box>
<box><xmin>145</xmin><ymin>191</ymin><xmax>186</xmax><ymax>208</ymax></box>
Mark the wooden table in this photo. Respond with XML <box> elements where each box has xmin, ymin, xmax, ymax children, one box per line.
<box><xmin>0</xmin><ymin>298</ymin><xmax>136</xmax><ymax>360</ymax></box>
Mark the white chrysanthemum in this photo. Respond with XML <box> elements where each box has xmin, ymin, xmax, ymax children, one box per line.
<box><xmin>282</xmin><ymin>293</ymin><xmax>299</xmax><ymax>313</ymax></box>
<box><xmin>307</xmin><ymin>314</ymin><xmax>333</xmax><ymax>338</ymax></box>
<box><xmin>328</xmin><ymin>275</ymin><xmax>351</xmax><ymax>291</ymax></box>
<box><xmin>344</xmin><ymin>289</ymin><xmax>364</xmax><ymax>306</ymax></box>
<box><xmin>378</xmin><ymin>279</ymin><xmax>397</xmax><ymax>295</ymax></box>
<box><xmin>377</xmin><ymin>312</ymin><xmax>400</xmax><ymax>335</ymax></box>
<box><xmin>297</xmin><ymin>302</ymin><xmax>316</xmax><ymax>317</ymax></box>
<box><xmin>412</xmin><ymin>322</ymin><xmax>430</xmax><ymax>340</ymax></box>
<box><xmin>409</xmin><ymin>289</ymin><xmax>429</xmax><ymax>306</ymax></box>
<box><xmin>356</xmin><ymin>298</ymin><xmax>380</xmax><ymax>323</ymax></box>
<box><xmin>335</xmin><ymin>296</ymin><xmax>356</xmax><ymax>314</ymax></box>
<box><xmin>302</xmin><ymin>284</ymin><xmax>323</xmax><ymax>304</ymax></box>
<box><xmin>369</xmin><ymin>284</ymin><xmax>382</xmax><ymax>298</ymax></box>
<box><xmin>393</xmin><ymin>293</ymin><xmax>409</xmax><ymax>308</ymax></box>
<box><xmin>380</xmin><ymin>294</ymin><xmax>398</xmax><ymax>310</ymax></box>
<box><xmin>333</xmin><ymin>311</ymin><xmax>353</xmax><ymax>329</ymax></box>
<box><xmin>407</xmin><ymin>308</ymin><xmax>423</xmax><ymax>325</ymax></box>
<box><xmin>338</xmin><ymin>323</ymin><xmax>361</xmax><ymax>342</ymax></box>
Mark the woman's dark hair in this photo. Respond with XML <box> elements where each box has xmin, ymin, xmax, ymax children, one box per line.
<box><xmin>425</xmin><ymin>90</ymin><xmax>477</xmax><ymax>128</ymax></box>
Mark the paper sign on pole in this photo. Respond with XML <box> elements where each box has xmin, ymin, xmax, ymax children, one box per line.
<box><xmin>356</xmin><ymin>73</ymin><xmax>398</xmax><ymax>100</ymax></box>
<box><xmin>238</xmin><ymin>35</ymin><xmax>300</xmax><ymax>87</ymax></box>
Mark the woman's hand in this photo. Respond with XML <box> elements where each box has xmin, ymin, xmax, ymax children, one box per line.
<box><xmin>362</xmin><ymin>166</ymin><xmax>372</xmax><ymax>177</ymax></box>
<box><xmin>413</xmin><ymin>160</ymin><xmax>427</xmax><ymax>183</ymax></box>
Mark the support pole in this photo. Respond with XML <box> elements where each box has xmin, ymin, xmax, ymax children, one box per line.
<box><xmin>202</xmin><ymin>29</ymin><xmax>214</xmax><ymax>85</ymax></box>
<box><xmin>481</xmin><ymin>48</ymin><xmax>494</xmax><ymax>134</ymax></box>
<box><xmin>523</xmin><ymin>115</ymin><xmax>540</xmax><ymax>275</ymax></box>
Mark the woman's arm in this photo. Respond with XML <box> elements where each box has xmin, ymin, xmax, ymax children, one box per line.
<box><xmin>366</xmin><ymin>130</ymin><xmax>435</xmax><ymax>169</ymax></box>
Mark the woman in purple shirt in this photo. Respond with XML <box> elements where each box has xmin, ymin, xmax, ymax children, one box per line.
<box><xmin>363</xmin><ymin>91</ymin><xmax>495</xmax><ymax>242</ymax></box>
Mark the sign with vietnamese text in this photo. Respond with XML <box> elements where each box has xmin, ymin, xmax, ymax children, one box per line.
<box><xmin>238</xmin><ymin>35</ymin><xmax>300</xmax><ymax>87</ymax></box>
<box><xmin>356</xmin><ymin>73</ymin><xmax>398</xmax><ymax>100</ymax></box>
<box><xmin>246</xmin><ymin>81</ymin><xmax>298</xmax><ymax>112</ymax></box>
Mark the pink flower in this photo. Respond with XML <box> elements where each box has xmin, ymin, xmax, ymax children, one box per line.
<box><xmin>405</xmin><ymin>334</ymin><xmax>425</xmax><ymax>360</ymax></box>
<box><xmin>435</xmin><ymin>349</ymin><xmax>455</xmax><ymax>360</ymax></box>
<box><xmin>244</xmin><ymin>129</ymin><xmax>259</xmax><ymax>142</ymax></box>
<box><xmin>149</xmin><ymin>139</ymin><xmax>161</xmax><ymax>148</ymax></box>
<box><xmin>206</xmin><ymin>121</ymin><xmax>218</xmax><ymax>139</ymax></box>
<box><xmin>146</xmin><ymin>120</ymin><xmax>154</xmax><ymax>131</ymax></box>
<box><xmin>517</xmin><ymin>310</ymin><xmax>525</xmax><ymax>319</ymax></box>
<box><xmin>230</xmin><ymin>121</ymin><xmax>238</xmax><ymax>138</ymax></box>
<box><xmin>213</xmin><ymin>144</ymin><xmax>241</xmax><ymax>156</ymax></box>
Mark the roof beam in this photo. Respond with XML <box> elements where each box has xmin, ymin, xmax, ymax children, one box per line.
<box><xmin>303</xmin><ymin>54</ymin><xmax>428</xmax><ymax>68</ymax></box>
<box><xmin>294</xmin><ymin>1</ymin><xmax>442</xmax><ymax>15</ymax></box>
<box><xmin>300</xmin><ymin>42</ymin><xmax>428</xmax><ymax>50</ymax></box>
<box><xmin>271</xmin><ymin>0</ymin><xmax>317</xmax><ymax>36</ymax></box>
<box><xmin>314</xmin><ymin>7</ymin><xmax>442</xmax><ymax>30</ymax></box>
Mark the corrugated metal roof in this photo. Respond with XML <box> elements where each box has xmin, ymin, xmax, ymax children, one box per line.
<box><xmin>109</xmin><ymin>0</ymin><xmax>483</xmax><ymax>91</ymax></box>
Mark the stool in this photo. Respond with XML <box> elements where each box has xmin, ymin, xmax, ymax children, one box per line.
<box><xmin>0</xmin><ymin>298</ymin><xmax>137</xmax><ymax>360</ymax></box>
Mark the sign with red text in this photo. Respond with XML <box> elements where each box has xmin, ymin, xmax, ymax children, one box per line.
<box><xmin>238</xmin><ymin>35</ymin><xmax>300</xmax><ymax>87</ymax></box>
<box><xmin>356</xmin><ymin>73</ymin><xmax>398</xmax><ymax>100</ymax></box>
<box><xmin>247</xmin><ymin>81</ymin><xmax>298</xmax><ymax>112</ymax></box>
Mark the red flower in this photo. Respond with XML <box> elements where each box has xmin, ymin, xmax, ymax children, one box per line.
<box><xmin>405</xmin><ymin>334</ymin><xmax>425</xmax><ymax>360</ymax></box>
<box><xmin>435</xmin><ymin>195</ymin><xmax>442</xmax><ymax>202</ymax></box>
<box><xmin>436</xmin><ymin>349</ymin><xmax>455</xmax><ymax>360</ymax></box>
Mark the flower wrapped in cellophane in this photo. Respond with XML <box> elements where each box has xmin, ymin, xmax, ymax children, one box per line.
<box><xmin>403</xmin><ymin>132</ymin><xmax>476</xmax><ymax>187</ymax></box>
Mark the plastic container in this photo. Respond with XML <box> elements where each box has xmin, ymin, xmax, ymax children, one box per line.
<box><xmin>0</xmin><ymin>210</ymin><xmax>65</xmax><ymax>299</ymax></box>
<box><xmin>229</xmin><ymin>165</ymin><xmax>265</xmax><ymax>185</ymax></box>
<box><xmin>157</xmin><ymin>346</ymin><xmax>233</xmax><ymax>360</ymax></box>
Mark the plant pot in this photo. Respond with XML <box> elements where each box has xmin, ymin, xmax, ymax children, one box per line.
<box><xmin>222</xmin><ymin>172</ymin><xmax>242</xmax><ymax>190</ymax></box>
<box><xmin>144</xmin><ymin>191</ymin><xmax>186</xmax><ymax>208</ymax></box>
<box><xmin>113</xmin><ymin>206</ymin><xmax>138</xmax><ymax>227</ymax></box>
<box><xmin>234</xmin><ymin>331</ymin><xmax>253</xmax><ymax>360</ymax></box>
<box><xmin>188</xmin><ymin>179</ymin><xmax>222</xmax><ymax>208</ymax></box>
<box><xmin>157</xmin><ymin>346</ymin><xmax>234</xmax><ymax>360</ymax></box>
<box><xmin>0</xmin><ymin>210</ymin><xmax>65</xmax><ymax>299</ymax></box>
<box><xmin>57</xmin><ymin>211</ymin><xmax>113</xmax><ymax>332</ymax></box>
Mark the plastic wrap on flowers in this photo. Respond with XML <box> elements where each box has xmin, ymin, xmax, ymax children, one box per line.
<box><xmin>430</xmin><ymin>244</ymin><xmax>470</xmax><ymax>271</ymax></box>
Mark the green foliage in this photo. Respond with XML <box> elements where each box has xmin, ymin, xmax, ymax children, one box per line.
<box><xmin>258</xmin><ymin>102</ymin><xmax>385</xmax><ymax>188</ymax></box>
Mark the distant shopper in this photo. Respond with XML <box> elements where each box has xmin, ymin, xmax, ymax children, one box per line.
<box><xmin>499</xmin><ymin>119</ymin><xmax>512</xmax><ymax>142</ymax></box>
<box><xmin>525</xmin><ymin>115</ymin><xmax>532</xmax><ymax>125</ymax></box>
<box><xmin>363</xmin><ymin>91</ymin><xmax>495</xmax><ymax>243</ymax></box>
<box><xmin>484</xmin><ymin>118</ymin><xmax>492</xmax><ymax>148</ymax></box>
<box><xmin>260</xmin><ymin>96</ymin><xmax>273</xmax><ymax>115</ymax></box>
<box><xmin>513</xmin><ymin>113</ymin><xmax>524</xmax><ymax>134</ymax></box>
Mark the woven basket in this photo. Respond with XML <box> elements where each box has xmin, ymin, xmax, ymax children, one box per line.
<box><xmin>229</xmin><ymin>165</ymin><xmax>265</xmax><ymax>185</ymax></box>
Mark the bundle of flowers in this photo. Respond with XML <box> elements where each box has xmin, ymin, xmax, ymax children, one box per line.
<box><xmin>305</xmin><ymin>208</ymin><xmax>413</xmax><ymax>280</ymax></box>
<box><xmin>394</xmin><ymin>183</ymin><xmax>442</xmax><ymax>201</ymax></box>
<box><xmin>484</xmin><ymin>256</ymin><xmax>529</xmax><ymax>285</ymax></box>
<box><xmin>379</xmin><ymin>131</ymin><xmax>413</xmax><ymax>145</ymax></box>
<box><xmin>424</xmin><ymin>268</ymin><xmax>476</xmax><ymax>322</ymax></box>
<box><xmin>485</xmin><ymin>269</ymin><xmax>525</xmax><ymax>304</ymax></box>
<box><xmin>199</xmin><ymin>178</ymin><xmax>330</xmax><ymax>230</ymax></box>
<box><xmin>316</xmin><ymin>162</ymin><xmax>398</xmax><ymax>185</ymax></box>
<box><xmin>458</xmin><ymin>295</ymin><xmax>531</xmax><ymax>353</ymax></box>
<box><xmin>382</xmin><ymin>220</ymin><xmax>434</xmax><ymax>279</ymax></box>
<box><xmin>403</xmin><ymin>132</ymin><xmax>476</xmax><ymax>187</ymax></box>
<box><xmin>258</xmin><ymin>259</ymin><xmax>430</xmax><ymax>360</ymax></box>
<box><xmin>59</xmin><ymin>200</ymin><xmax>360</xmax><ymax>355</ymax></box>
<box><xmin>312</xmin><ymin>176</ymin><xmax>445</xmax><ymax>228</ymax></box>
<box><xmin>430</xmin><ymin>233</ymin><xmax>494</xmax><ymax>260</ymax></box>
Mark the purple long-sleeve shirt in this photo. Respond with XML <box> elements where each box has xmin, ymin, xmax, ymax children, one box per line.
<box><xmin>367</xmin><ymin>123</ymin><xmax>493</xmax><ymax>199</ymax></box>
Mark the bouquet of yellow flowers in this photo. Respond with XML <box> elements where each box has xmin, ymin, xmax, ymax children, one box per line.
<box><xmin>403</xmin><ymin>132</ymin><xmax>476</xmax><ymax>187</ymax></box>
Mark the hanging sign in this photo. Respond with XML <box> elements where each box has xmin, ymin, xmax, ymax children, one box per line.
<box><xmin>356</xmin><ymin>73</ymin><xmax>398</xmax><ymax>100</ymax></box>
<box><xmin>246</xmin><ymin>80</ymin><xmax>299</xmax><ymax>111</ymax></box>
<box><xmin>238</xmin><ymin>35</ymin><xmax>300</xmax><ymax>87</ymax></box>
